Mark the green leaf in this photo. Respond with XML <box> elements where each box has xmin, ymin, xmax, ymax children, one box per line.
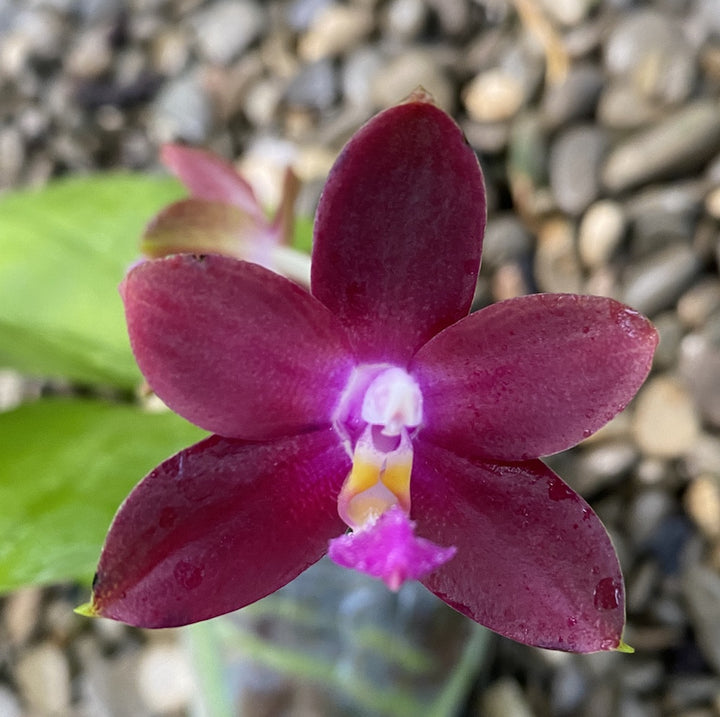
<box><xmin>292</xmin><ymin>214</ymin><xmax>313</xmax><ymax>254</ymax></box>
<box><xmin>0</xmin><ymin>174</ymin><xmax>182</xmax><ymax>388</ymax></box>
<box><xmin>0</xmin><ymin>398</ymin><xmax>205</xmax><ymax>592</ymax></box>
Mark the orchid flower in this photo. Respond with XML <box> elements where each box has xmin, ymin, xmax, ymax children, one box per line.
<box><xmin>80</xmin><ymin>92</ymin><xmax>657</xmax><ymax>653</ymax></box>
<box><xmin>142</xmin><ymin>144</ymin><xmax>309</xmax><ymax>284</ymax></box>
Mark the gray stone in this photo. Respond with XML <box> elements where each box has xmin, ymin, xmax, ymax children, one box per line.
<box><xmin>626</xmin><ymin>488</ymin><xmax>675</xmax><ymax>546</ymax></box>
<box><xmin>0</xmin><ymin>125</ymin><xmax>24</xmax><ymax>189</ymax></box>
<box><xmin>138</xmin><ymin>642</ymin><xmax>195</xmax><ymax>713</ymax></box>
<box><xmin>383</xmin><ymin>0</ymin><xmax>427</xmax><ymax>41</ymax></box>
<box><xmin>684</xmin><ymin>475</ymin><xmax>720</xmax><ymax>539</ymax></box>
<box><xmin>540</xmin><ymin>63</ymin><xmax>603</xmax><ymax>130</ymax></box>
<box><xmin>0</xmin><ymin>688</ymin><xmax>21</xmax><ymax>717</ymax></box>
<box><xmin>622</xmin><ymin>244</ymin><xmax>701</xmax><ymax>316</ymax></box>
<box><xmin>298</xmin><ymin>4</ymin><xmax>374</xmax><ymax>61</ymax></box>
<box><xmin>604</xmin><ymin>10</ymin><xmax>697</xmax><ymax>106</ymax></box>
<box><xmin>679</xmin><ymin>332</ymin><xmax>720</xmax><ymax>427</ymax></box>
<box><xmin>286</xmin><ymin>0</ymin><xmax>333</xmax><ymax>31</ymax></box>
<box><xmin>150</xmin><ymin>72</ymin><xmax>213</xmax><ymax>143</ymax></box>
<box><xmin>534</xmin><ymin>216</ymin><xmax>583</xmax><ymax>293</ymax></box>
<box><xmin>632</xmin><ymin>376</ymin><xmax>701</xmax><ymax>458</ymax></box>
<box><xmin>193</xmin><ymin>1</ymin><xmax>265</xmax><ymax>65</ymax></box>
<box><xmin>597</xmin><ymin>80</ymin><xmax>664</xmax><ymax>130</ymax></box>
<box><xmin>480</xmin><ymin>677</ymin><xmax>535</xmax><ymax>717</ymax></box>
<box><xmin>370</xmin><ymin>49</ymin><xmax>454</xmax><ymax>113</ymax></box>
<box><xmin>682</xmin><ymin>564</ymin><xmax>720</xmax><ymax>673</ymax></box>
<box><xmin>481</xmin><ymin>214</ymin><xmax>532</xmax><ymax>269</ymax></box>
<box><xmin>342</xmin><ymin>47</ymin><xmax>384</xmax><ymax>109</ymax></box>
<box><xmin>286</xmin><ymin>59</ymin><xmax>337</xmax><ymax>111</ymax></box>
<box><xmin>677</xmin><ymin>280</ymin><xmax>720</xmax><ymax>329</ymax></box>
<box><xmin>602</xmin><ymin>101</ymin><xmax>720</xmax><ymax>193</ymax></box>
<box><xmin>538</xmin><ymin>0</ymin><xmax>595</xmax><ymax>26</ymax></box>
<box><xmin>15</xmin><ymin>644</ymin><xmax>71</xmax><ymax>715</ymax></box>
<box><xmin>626</xmin><ymin>181</ymin><xmax>705</xmax><ymax>251</ymax></box>
<box><xmin>578</xmin><ymin>200</ymin><xmax>626</xmax><ymax>269</ymax></box>
<box><xmin>651</xmin><ymin>312</ymin><xmax>684</xmax><ymax>370</ymax></box>
<box><xmin>549</xmin><ymin>125</ymin><xmax>608</xmax><ymax>215</ymax></box>
<box><xmin>575</xmin><ymin>440</ymin><xmax>639</xmax><ymax>494</ymax></box>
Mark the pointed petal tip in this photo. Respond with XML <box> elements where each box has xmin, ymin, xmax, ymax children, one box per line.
<box><xmin>615</xmin><ymin>639</ymin><xmax>635</xmax><ymax>654</ymax></box>
<box><xmin>74</xmin><ymin>600</ymin><xmax>98</xmax><ymax>618</ymax></box>
<box><xmin>401</xmin><ymin>86</ymin><xmax>436</xmax><ymax>105</ymax></box>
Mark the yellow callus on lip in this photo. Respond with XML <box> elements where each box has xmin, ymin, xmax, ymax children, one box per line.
<box><xmin>337</xmin><ymin>427</ymin><xmax>413</xmax><ymax>529</ymax></box>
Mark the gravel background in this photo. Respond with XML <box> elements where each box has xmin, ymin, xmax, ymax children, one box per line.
<box><xmin>2</xmin><ymin>0</ymin><xmax>720</xmax><ymax>715</ymax></box>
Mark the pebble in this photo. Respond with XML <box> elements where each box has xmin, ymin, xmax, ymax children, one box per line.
<box><xmin>622</xmin><ymin>243</ymin><xmax>701</xmax><ymax>316</ymax></box>
<box><xmin>574</xmin><ymin>440</ymin><xmax>639</xmax><ymax>495</ymax></box>
<box><xmin>298</xmin><ymin>4</ymin><xmax>374</xmax><ymax>61</ymax></box>
<box><xmin>243</xmin><ymin>77</ymin><xmax>285</xmax><ymax>128</ymax></box>
<box><xmin>626</xmin><ymin>181</ymin><xmax>705</xmax><ymax>252</ymax></box>
<box><xmin>383</xmin><ymin>0</ymin><xmax>427</xmax><ymax>41</ymax></box>
<box><xmin>682</xmin><ymin>564</ymin><xmax>720</xmax><ymax>674</ymax></box>
<box><xmin>76</xmin><ymin>636</ymin><xmax>148</xmax><ymax>717</ymax></box>
<box><xmin>481</xmin><ymin>214</ymin><xmax>533</xmax><ymax>269</ymax></box>
<box><xmin>684</xmin><ymin>475</ymin><xmax>720</xmax><ymax>539</ymax></box>
<box><xmin>369</xmin><ymin>50</ymin><xmax>454</xmax><ymax>113</ymax></box>
<box><xmin>627</xmin><ymin>488</ymin><xmax>675</xmax><ymax>546</ymax></box>
<box><xmin>480</xmin><ymin>677</ymin><xmax>535</xmax><ymax>717</ymax></box>
<box><xmin>0</xmin><ymin>688</ymin><xmax>21</xmax><ymax>717</ymax></box>
<box><xmin>285</xmin><ymin>58</ymin><xmax>337</xmax><ymax>111</ymax></box>
<box><xmin>549</xmin><ymin>124</ymin><xmax>608</xmax><ymax>215</ymax></box>
<box><xmin>0</xmin><ymin>126</ymin><xmax>24</xmax><ymax>189</ymax></box>
<box><xmin>15</xmin><ymin>643</ymin><xmax>71</xmax><ymax>715</ymax></box>
<box><xmin>597</xmin><ymin>81</ymin><xmax>665</xmax><ymax>130</ymax></box>
<box><xmin>602</xmin><ymin>101</ymin><xmax>720</xmax><ymax>193</ymax></box>
<box><xmin>677</xmin><ymin>280</ymin><xmax>720</xmax><ymax>329</ymax></box>
<box><xmin>578</xmin><ymin>199</ymin><xmax>626</xmax><ymax>269</ymax></box>
<box><xmin>4</xmin><ymin>588</ymin><xmax>41</xmax><ymax>646</ymax></box>
<box><xmin>463</xmin><ymin>68</ymin><xmax>525</xmax><ymax>123</ymax></box>
<box><xmin>342</xmin><ymin>47</ymin><xmax>384</xmax><ymax>109</ymax></box>
<box><xmin>551</xmin><ymin>660</ymin><xmax>587</xmax><ymax>713</ymax></box>
<box><xmin>632</xmin><ymin>376</ymin><xmax>701</xmax><ymax>458</ymax></box>
<box><xmin>679</xmin><ymin>332</ymin><xmax>720</xmax><ymax>428</ymax></box>
<box><xmin>137</xmin><ymin>642</ymin><xmax>195</xmax><ymax>713</ymax></box>
<box><xmin>540</xmin><ymin>62</ymin><xmax>603</xmax><ymax>130</ymax></box>
<box><xmin>150</xmin><ymin>72</ymin><xmax>212</xmax><ymax>143</ymax></box>
<box><xmin>604</xmin><ymin>10</ymin><xmax>697</xmax><ymax>106</ymax></box>
<box><xmin>193</xmin><ymin>0</ymin><xmax>265</xmax><ymax>65</ymax></box>
<box><xmin>538</xmin><ymin>0</ymin><xmax>595</xmax><ymax>27</ymax></box>
<box><xmin>534</xmin><ymin>216</ymin><xmax>583</xmax><ymax>294</ymax></box>
<box><xmin>65</xmin><ymin>27</ymin><xmax>113</xmax><ymax>79</ymax></box>
<box><xmin>150</xmin><ymin>28</ymin><xmax>190</xmax><ymax>76</ymax></box>
<box><xmin>651</xmin><ymin>312</ymin><xmax>684</xmax><ymax>371</ymax></box>
<box><xmin>684</xmin><ymin>434</ymin><xmax>720</xmax><ymax>480</ymax></box>
<box><xmin>627</xmin><ymin>560</ymin><xmax>660</xmax><ymax>614</ymax></box>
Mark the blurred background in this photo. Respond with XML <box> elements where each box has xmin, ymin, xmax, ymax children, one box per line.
<box><xmin>1</xmin><ymin>0</ymin><xmax>720</xmax><ymax>715</ymax></box>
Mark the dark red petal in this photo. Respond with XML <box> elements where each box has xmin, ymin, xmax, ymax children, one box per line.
<box><xmin>122</xmin><ymin>254</ymin><xmax>355</xmax><ymax>439</ymax></box>
<box><xmin>412</xmin><ymin>440</ymin><xmax>625</xmax><ymax>652</ymax></box>
<box><xmin>311</xmin><ymin>94</ymin><xmax>486</xmax><ymax>365</ymax></box>
<box><xmin>412</xmin><ymin>293</ymin><xmax>658</xmax><ymax>460</ymax></box>
<box><xmin>161</xmin><ymin>144</ymin><xmax>262</xmax><ymax>217</ymax></box>
<box><xmin>90</xmin><ymin>429</ymin><xmax>350</xmax><ymax>628</ymax></box>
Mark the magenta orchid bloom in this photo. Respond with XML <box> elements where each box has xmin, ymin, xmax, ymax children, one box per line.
<box><xmin>142</xmin><ymin>144</ymin><xmax>305</xmax><ymax>281</ymax></box>
<box><xmin>82</xmin><ymin>94</ymin><xmax>657</xmax><ymax>653</ymax></box>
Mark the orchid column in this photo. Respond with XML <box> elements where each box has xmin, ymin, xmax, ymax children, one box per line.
<box><xmin>80</xmin><ymin>91</ymin><xmax>657</xmax><ymax>653</ymax></box>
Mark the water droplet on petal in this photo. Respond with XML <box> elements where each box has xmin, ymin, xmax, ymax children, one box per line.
<box><xmin>174</xmin><ymin>560</ymin><xmax>204</xmax><ymax>590</ymax></box>
<box><xmin>593</xmin><ymin>577</ymin><xmax>621</xmax><ymax>610</ymax></box>
<box><xmin>548</xmin><ymin>476</ymin><xmax>575</xmax><ymax>501</ymax></box>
